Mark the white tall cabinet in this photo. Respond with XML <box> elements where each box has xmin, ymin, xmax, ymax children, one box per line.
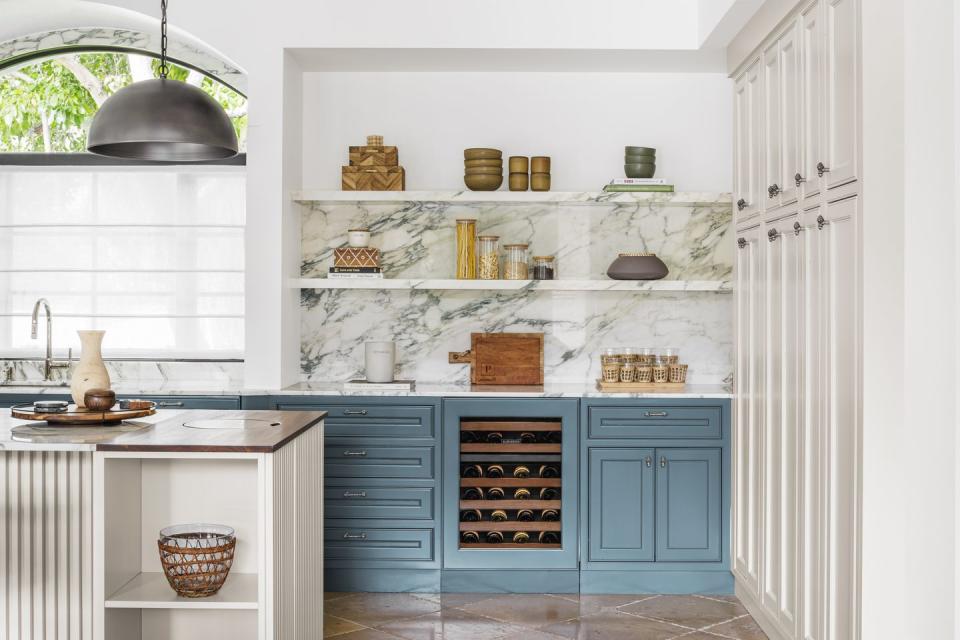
<box><xmin>731</xmin><ymin>1</ymin><xmax>860</xmax><ymax>640</ymax></box>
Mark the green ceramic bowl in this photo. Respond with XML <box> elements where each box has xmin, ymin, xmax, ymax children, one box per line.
<box><xmin>464</xmin><ymin>174</ymin><xmax>504</xmax><ymax>191</ymax></box>
<box><xmin>464</xmin><ymin>166</ymin><xmax>504</xmax><ymax>175</ymax></box>
<box><xmin>625</xmin><ymin>153</ymin><xmax>656</xmax><ymax>163</ymax></box>
<box><xmin>464</xmin><ymin>158</ymin><xmax>504</xmax><ymax>168</ymax></box>
<box><xmin>464</xmin><ymin>148</ymin><xmax>503</xmax><ymax>160</ymax></box>
<box><xmin>624</xmin><ymin>162</ymin><xmax>656</xmax><ymax>179</ymax></box>
<box><xmin>625</xmin><ymin>146</ymin><xmax>656</xmax><ymax>156</ymax></box>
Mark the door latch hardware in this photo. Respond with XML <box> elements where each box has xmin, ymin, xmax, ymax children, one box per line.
<box><xmin>768</xmin><ymin>228</ymin><xmax>780</xmax><ymax>242</ymax></box>
<box><xmin>795</xmin><ymin>173</ymin><xmax>806</xmax><ymax>187</ymax></box>
<box><xmin>817</xmin><ymin>215</ymin><xmax>827</xmax><ymax>230</ymax></box>
<box><xmin>737</xmin><ymin>198</ymin><xmax>747</xmax><ymax>211</ymax></box>
<box><xmin>660</xmin><ymin>456</ymin><xmax>667</xmax><ymax>469</ymax></box>
<box><xmin>794</xmin><ymin>221</ymin><xmax>802</xmax><ymax>236</ymax></box>
<box><xmin>817</xmin><ymin>162</ymin><xmax>830</xmax><ymax>177</ymax></box>
<box><xmin>645</xmin><ymin>456</ymin><xmax>653</xmax><ymax>468</ymax></box>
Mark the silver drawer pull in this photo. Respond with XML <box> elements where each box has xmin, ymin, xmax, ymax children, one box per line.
<box><xmin>343</xmin><ymin>409</ymin><xmax>368</xmax><ymax>415</ymax></box>
<box><xmin>343</xmin><ymin>491</ymin><xmax>367</xmax><ymax>498</ymax></box>
<box><xmin>660</xmin><ymin>456</ymin><xmax>667</xmax><ymax>468</ymax></box>
<box><xmin>342</xmin><ymin>532</ymin><xmax>367</xmax><ymax>540</ymax></box>
<box><xmin>158</xmin><ymin>401</ymin><xmax>184</xmax><ymax>407</ymax></box>
<box><xmin>644</xmin><ymin>411</ymin><xmax>668</xmax><ymax>417</ymax></box>
<box><xmin>342</xmin><ymin>450</ymin><xmax>368</xmax><ymax>457</ymax></box>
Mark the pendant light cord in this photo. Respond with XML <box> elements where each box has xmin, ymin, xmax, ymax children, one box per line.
<box><xmin>158</xmin><ymin>0</ymin><xmax>168</xmax><ymax>79</ymax></box>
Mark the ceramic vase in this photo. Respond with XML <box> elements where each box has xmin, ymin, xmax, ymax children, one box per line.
<box><xmin>71</xmin><ymin>330</ymin><xmax>110</xmax><ymax>407</ymax></box>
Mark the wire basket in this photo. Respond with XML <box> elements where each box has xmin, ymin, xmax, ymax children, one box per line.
<box><xmin>157</xmin><ymin>524</ymin><xmax>236</xmax><ymax>598</ymax></box>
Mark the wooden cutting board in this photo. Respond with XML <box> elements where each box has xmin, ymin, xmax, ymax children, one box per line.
<box><xmin>449</xmin><ymin>333</ymin><xmax>544</xmax><ymax>385</ymax></box>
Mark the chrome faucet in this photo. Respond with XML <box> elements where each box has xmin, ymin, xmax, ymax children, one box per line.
<box><xmin>30</xmin><ymin>298</ymin><xmax>72</xmax><ymax>381</ymax></box>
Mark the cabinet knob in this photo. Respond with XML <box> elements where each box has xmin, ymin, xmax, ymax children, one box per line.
<box><xmin>342</xmin><ymin>532</ymin><xmax>367</xmax><ymax>540</ymax></box>
<box><xmin>768</xmin><ymin>184</ymin><xmax>781</xmax><ymax>198</ymax></box>
<box><xmin>817</xmin><ymin>214</ymin><xmax>827</xmax><ymax>230</ymax></box>
<box><xmin>817</xmin><ymin>162</ymin><xmax>830</xmax><ymax>177</ymax></box>
<box><xmin>736</xmin><ymin>198</ymin><xmax>747</xmax><ymax>211</ymax></box>
<box><xmin>737</xmin><ymin>237</ymin><xmax>747</xmax><ymax>249</ymax></box>
<box><xmin>768</xmin><ymin>228</ymin><xmax>780</xmax><ymax>242</ymax></box>
<box><xmin>660</xmin><ymin>456</ymin><xmax>667</xmax><ymax>469</ymax></box>
<box><xmin>795</xmin><ymin>172</ymin><xmax>806</xmax><ymax>187</ymax></box>
<box><xmin>342</xmin><ymin>450</ymin><xmax>368</xmax><ymax>457</ymax></box>
<box><xmin>645</xmin><ymin>456</ymin><xmax>653</xmax><ymax>468</ymax></box>
<box><xmin>794</xmin><ymin>221</ymin><xmax>802</xmax><ymax>236</ymax></box>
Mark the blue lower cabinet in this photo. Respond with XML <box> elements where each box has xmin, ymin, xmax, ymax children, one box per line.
<box><xmin>325</xmin><ymin>527</ymin><xmax>435</xmax><ymax>564</ymax></box>
<box><xmin>656</xmin><ymin>448</ymin><xmax>722</xmax><ymax>562</ymax></box>
<box><xmin>325</xmin><ymin>444</ymin><xmax>435</xmax><ymax>479</ymax></box>
<box><xmin>588</xmin><ymin>448</ymin><xmax>656</xmax><ymax>562</ymax></box>
<box><xmin>0</xmin><ymin>393</ymin><xmax>240</xmax><ymax>409</ymax></box>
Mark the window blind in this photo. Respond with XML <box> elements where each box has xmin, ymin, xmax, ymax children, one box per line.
<box><xmin>0</xmin><ymin>166</ymin><xmax>244</xmax><ymax>358</ymax></box>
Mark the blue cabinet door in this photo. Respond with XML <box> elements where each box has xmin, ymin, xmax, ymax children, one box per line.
<box><xmin>656</xmin><ymin>448</ymin><xmax>722</xmax><ymax>562</ymax></box>
<box><xmin>587</xmin><ymin>448</ymin><xmax>656</xmax><ymax>562</ymax></box>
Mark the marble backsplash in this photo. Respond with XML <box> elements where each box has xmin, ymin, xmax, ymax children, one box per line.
<box><xmin>1</xmin><ymin>359</ymin><xmax>244</xmax><ymax>388</ymax></box>
<box><xmin>300</xmin><ymin>193</ymin><xmax>733</xmax><ymax>385</ymax></box>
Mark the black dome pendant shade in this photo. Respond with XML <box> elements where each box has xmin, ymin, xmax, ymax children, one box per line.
<box><xmin>86</xmin><ymin>0</ymin><xmax>238</xmax><ymax>161</ymax></box>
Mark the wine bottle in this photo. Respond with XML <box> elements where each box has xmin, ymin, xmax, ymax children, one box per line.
<box><xmin>513</xmin><ymin>465</ymin><xmax>531</xmax><ymax>478</ymax></box>
<box><xmin>462</xmin><ymin>487</ymin><xmax>484</xmax><ymax>500</ymax></box>
<box><xmin>519</xmin><ymin>432</ymin><xmax>537</xmax><ymax>443</ymax></box>
<box><xmin>490</xmin><ymin>509</ymin><xmax>508</xmax><ymax>522</ymax></box>
<box><xmin>486</xmin><ymin>531</ymin><xmax>504</xmax><ymax>543</ymax></box>
<box><xmin>460</xmin><ymin>431</ymin><xmax>478</xmax><ymax>443</ymax></box>
<box><xmin>486</xmin><ymin>432</ymin><xmax>504</xmax><ymax>443</ymax></box>
<box><xmin>462</xmin><ymin>464</ymin><xmax>484</xmax><ymax>478</ymax></box>
<box><xmin>460</xmin><ymin>509</ymin><xmax>482</xmax><ymax>522</ymax></box>
<box><xmin>461</xmin><ymin>531</ymin><xmax>480</xmax><ymax>544</ymax></box>
<box><xmin>512</xmin><ymin>532</ymin><xmax>530</xmax><ymax>544</ymax></box>
<box><xmin>539</xmin><ymin>487</ymin><xmax>560</xmax><ymax>501</ymax></box>
<box><xmin>513</xmin><ymin>488</ymin><xmax>531</xmax><ymax>500</ymax></box>
<box><xmin>538</xmin><ymin>531</ymin><xmax>560</xmax><ymax>544</ymax></box>
<box><xmin>516</xmin><ymin>509</ymin><xmax>535</xmax><ymax>522</ymax></box>
<box><xmin>486</xmin><ymin>487</ymin><xmax>506</xmax><ymax>500</ymax></box>
<box><xmin>486</xmin><ymin>464</ymin><xmax>505</xmax><ymax>478</ymax></box>
<box><xmin>539</xmin><ymin>464</ymin><xmax>560</xmax><ymax>478</ymax></box>
<box><xmin>540</xmin><ymin>508</ymin><xmax>560</xmax><ymax>522</ymax></box>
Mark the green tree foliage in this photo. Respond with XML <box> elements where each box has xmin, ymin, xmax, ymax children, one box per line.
<box><xmin>0</xmin><ymin>52</ymin><xmax>247</xmax><ymax>152</ymax></box>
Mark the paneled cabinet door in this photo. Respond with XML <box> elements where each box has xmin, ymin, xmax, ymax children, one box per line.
<box><xmin>587</xmin><ymin>448</ymin><xmax>656</xmax><ymax>562</ymax></box>
<box><xmin>779</xmin><ymin>21</ymin><xmax>802</xmax><ymax>205</ymax></box>
<box><xmin>764</xmin><ymin>217</ymin><xmax>803</xmax><ymax>636</ymax></box>
<box><xmin>735</xmin><ymin>59</ymin><xmax>764</xmax><ymax>220</ymax></box>
<box><xmin>824</xmin><ymin>0</ymin><xmax>858</xmax><ymax>189</ymax></box>
<box><xmin>733</xmin><ymin>224</ymin><xmax>764</xmax><ymax>597</ymax></box>
<box><xmin>800</xmin><ymin>0</ymin><xmax>824</xmax><ymax>199</ymax></box>
<box><xmin>763</xmin><ymin>40</ymin><xmax>782</xmax><ymax>209</ymax></box>
<box><xmin>820</xmin><ymin>195</ymin><xmax>859</xmax><ymax>640</ymax></box>
<box><xmin>655</xmin><ymin>448</ymin><xmax>722</xmax><ymax>562</ymax></box>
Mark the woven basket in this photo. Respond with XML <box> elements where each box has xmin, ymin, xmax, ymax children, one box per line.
<box><xmin>158</xmin><ymin>524</ymin><xmax>236</xmax><ymax>598</ymax></box>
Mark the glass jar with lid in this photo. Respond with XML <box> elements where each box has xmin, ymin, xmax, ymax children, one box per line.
<box><xmin>478</xmin><ymin>235</ymin><xmax>500</xmax><ymax>279</ymax></box>
<box><xmin>455</xmin><ymin>219</ymin><xmax>477</xmax><ymax>279</ymax></box>
<box><xmin>532</xmin><ymin>255</ymin><xmax>556</xmax><ymax>280</ymax></box>
<box><xmin>503</xmin><ymin>244</ymin><xmax>529</xmax><ymax>280</ymax></box>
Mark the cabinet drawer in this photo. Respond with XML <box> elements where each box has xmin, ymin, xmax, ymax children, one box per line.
<box><xmin>277</xmin><ymin>404</ymin><xmax>434</xmax><ymax>439</ymax></box>
<box><xmin>325</xmin><ymin>527</ymin><xmax>434</xmax><ymax>562</ymax></box>
<box><xmin>325</xmin><ymin>486</ymin><xmax>434</xmax><ymax>520</ymax></box>
<box><xmin>137</xmin><ymin>395</ymin><xmax>242</xmax><ymax>410</ymax></box>
<box><xmin>588</xmin><ymin>406</ymin><xmax>722</xmax><ymax>439</ymax></box>
<box><xmin>325</xmin><ymin>445</ymin><xmax>435</xmax><ymax>479</ymax></box>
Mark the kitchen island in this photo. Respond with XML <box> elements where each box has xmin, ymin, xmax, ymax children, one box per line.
<box><xmin>0</xmin><ymin>409</ymin><xmax>325</xmax><ymax>640</ymax></box>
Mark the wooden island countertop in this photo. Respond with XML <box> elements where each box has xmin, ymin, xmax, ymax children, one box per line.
<box><xmin>0</xmin><ymin>409</ymin><xmax>326</xmax><ymax>452</ymax></box>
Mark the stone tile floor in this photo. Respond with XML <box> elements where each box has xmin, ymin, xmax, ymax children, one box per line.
<box><xmin>323</xmin><ymin>592</ymin><xmax>769</xmax><ymax>639</ymax></box>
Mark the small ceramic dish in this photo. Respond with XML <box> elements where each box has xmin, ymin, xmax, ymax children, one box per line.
<box><xmin>464</xmin><ymin>166</ymin><xmax>504</xmax><ymax>175</ymax></box>
<box><xmin>624</xmin><ymin>163</ymin><xmax>657</xmax><ymax>179</ymax></box>
<box><xmin>464</xmin><ymin>158</ymin><xmax>503</xmax><ymax>168</ymax></box>
<box><xmin>625</xmin><ymin>146</ymin><xmax>656</xmax><ymax>155</ymax></box>
<box><xmin>463</xmin><ymin>148</ymin><xmax>502</xmax><ymax>159</ymax></box>
<box><xmin>464</xmin><ymin>174</ymin><xmax>504</xmax><ymax>191</ymax></box>
<box><xmin>33</xmin><ymin>400</ymin><xmax>69</xmax><ymax>413</ymax></box>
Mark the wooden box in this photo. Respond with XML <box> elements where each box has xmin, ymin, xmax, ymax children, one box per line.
<box><xmin>449</xmin><ymin>333</ymin><xmax>544</xmax><ymax>385</ymax></box>
<box><xmin>342</xmin><ymin>166</ymin><xmax>405</xmax><ymax>191</ymax></box>
<box><xmin>333</xmin><ymin>247</ymin><xmax>381</xmax><ymax>268</ymax></box>
<box><xmin>349</xmin><ymin>145</ymin><xmax>399</xmax><ymax>167</ymax></box>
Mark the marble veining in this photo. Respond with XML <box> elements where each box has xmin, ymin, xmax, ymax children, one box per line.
<box><xmin>300</xmin><ymin>195</ymin><xmax>733</xmax><ymax>385</ymax></box>
<box><xmin>0</xmin><ymin>28</ymin><xmax>246</xmax><ymax>93</ymax></box>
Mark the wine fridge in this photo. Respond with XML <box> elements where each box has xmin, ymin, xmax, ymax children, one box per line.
<box><xmin>442</xmin><ymin>399</ymin><xmax>578</xmax><ymax>570</ymax></box>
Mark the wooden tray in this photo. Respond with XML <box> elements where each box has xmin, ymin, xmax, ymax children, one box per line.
<box><xmin>10</xmin><ymin>402</ymin><xmax>157</xmax><ymax>425</ymax></box>
<box><xmin>595</xmin><ymin>380</ymin><xmax>686</xmax><ymax>392</ymax></box>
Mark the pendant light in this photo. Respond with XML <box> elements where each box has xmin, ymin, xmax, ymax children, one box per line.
<box><xmin>87</xmin><ymin>0</ymin><xmax>238</xmax><ymax>161</ymax></box>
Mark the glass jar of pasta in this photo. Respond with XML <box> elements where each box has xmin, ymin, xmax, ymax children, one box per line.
<box><xmin>478</xmin><ymin>236</ymin><xmax>500</xmax><ymax>279</ymax></box>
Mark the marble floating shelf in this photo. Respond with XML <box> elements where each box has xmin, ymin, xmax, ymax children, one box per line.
<box><xmin>292</xmin><ymin>190</ymin><xmax>733</xmax><ymax>206</ymax></box>
<box><xmin>292</xmin><ymin>278</ymin><xmax>732</xmax><ymax>292</ymax></box>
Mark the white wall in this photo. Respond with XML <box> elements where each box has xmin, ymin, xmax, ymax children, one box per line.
<box><xmin>302</xmin><ymin>72</ymin><xmax>732</xmax><ymax>192</ymax></box>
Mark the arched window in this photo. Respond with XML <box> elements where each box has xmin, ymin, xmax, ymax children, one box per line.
<box><xmin>0</xmin><ymin>51</ymin><xmax>246</xmax><ymax>154</ymax></box>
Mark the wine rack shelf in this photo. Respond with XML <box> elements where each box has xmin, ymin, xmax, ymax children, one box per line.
<box><xmin>460</xmin><ymin>477</ymin><xmax>561</xmax><ymax>488</ymax></box>
<box><xmin>461</xmin><ymin>443</ymin><xmax>562</xmax><ymax>453</ymax></box>
<box><xmin>459</xmin><ymin>522</ymin><xmax>562</xmax><ymax>532</ymax></box>
<box><xmin>460</xmin><ymin>543</ymin><xmax>561</xmax><ymax>549</ymax></box>
<box><xmin>459</xmin><ymin>500</ymin><xmax>561</xmax><ymax>510</ymax></box>
<box><xmin>461</xmin><ymin>421</ymin><xmax>563</xmax><ymax>432</ymax></box>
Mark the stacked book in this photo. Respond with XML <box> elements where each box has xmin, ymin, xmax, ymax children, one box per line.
<box><xmin>329</xmin><ymin>247</ymin><xmax>384</xmax><ymax>279</ymax></box>
<box><xmin>603</xmin><ymin>178</ymin><xmax>675</xmax><ymax>193</ymax></box>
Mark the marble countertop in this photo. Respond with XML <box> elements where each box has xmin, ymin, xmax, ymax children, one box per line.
<box><xmin>0</xmin><ymin>380</ymin><xmax>732</xmax><ymax>399</ymax></box>
<box><xmin>0</xmin><ymin>409</ymin><xmax>325</xmax><ymax>452</ymax></box>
